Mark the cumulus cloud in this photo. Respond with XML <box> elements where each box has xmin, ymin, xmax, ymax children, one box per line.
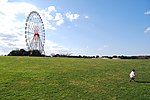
<box><xmin>40</xmin><ymin>6</ymin><xmax>58</xmax><ymax>30</ymax></box>
<box><xmin>144</xmin><ymin>11</ymin><xmax>150</xmax><ymax>15</ymax></box>
<box><xmin>0</xmin><ymin>1</ymin><xmax>39</xmax><ymax>54</ymax></box>
<box><xmin>65</xmin><ymin>12</ymin><xmax>80</xmax><ymax>21</ymax></box>
<box><xmin>41</xmin><ymin>9</ymin><xmax>54</xmax><ymax>21</ymax></box>
<box><xmin>48</xmin><ymin>6</ymin><xmax>57</xmax><ymax>12</ymax></box>
<box><xmin>54</xmin><ymin>13</ymin><xmax>64</xmax><ymax>26</ymax></box>
<box><xmin>144</xmin><ymin>27</ymin><xmax>150</xmax><ymax>33</ymax></box>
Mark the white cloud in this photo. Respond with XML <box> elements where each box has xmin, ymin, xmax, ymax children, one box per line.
<box><xmin>65</xmin><ymin>12</ymin><xmax>80</xmax><ymax>21</ymax></box>
<box><xmin>85</xmin><ymin>16</ymin><xmax>89</xmax><ymax>19</ymax></box>
<box><xmin>144</xmin><ymin>27</ymin><xmax>150</xmax><ymax>33</ymax></box>
<box><xmin>56</xmin><ymin>20</ymin><xmax>64</xmax><ymax>26</ymax></box>
<box><xmin>45</xmin><ymin>40</ymin><xmax>70</xmax><ymax>55</ymax></box>
<box><xmin>41</xmin><ymin>9</ymin><xmax>54</xmax><ymax>21</ymax></box>
<box><xmin>48</xmin><ymin>6</ymin><xmax>57</xmax><ymax>12</ymax></box>
<box><xmin>144</xmin><ymin>11</ymin><xmax>150</xmax><ymax>33</ymax></box>
<box><xmin>43</xmin><ymin>19</ymin><xmax>57</xmax><ymax>30</ymax></box>
<box><xmin>0</xmin><ymin>2</ymin><xmax>30</xmax><ymax>54</ymax></box>
<box><xmin>144</xmin><ymin>11</ymin><xmax>150</xmax><ymax>15</ymax></box>
<box><xmin>54</xmin><ymin>13</ymin><xmax>64</xmax><ymax>26</ymax></box>
<box><xmin>40</xmin><ymin>6</ymin><xmax>58</xmax><ymax>30</ymax></box>
<box><xmin>0</xmin><ymin>0</ymin><xmax>8</xmax><ymax>4</ymax></box>
<box><xmin>54</xmin><ymin>13</ymin><xmax>63</xmax><ymax>20</ymax></box>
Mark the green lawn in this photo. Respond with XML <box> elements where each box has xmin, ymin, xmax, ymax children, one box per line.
<box><xmin>0</xmin><ymin>56</ymin><xmax>150</xmax><ymax>99</ymax></box>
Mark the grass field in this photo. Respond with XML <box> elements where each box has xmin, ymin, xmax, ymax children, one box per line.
<box><xmin>0</xmin><ymin>56</ymin><xmax>150</xmax><ymax>99</ymax></box>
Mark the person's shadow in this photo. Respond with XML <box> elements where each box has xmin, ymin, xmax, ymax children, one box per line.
<box><xmin>135</xmin><ymin>80</ymin><xmax>150</xmax><ymax>84</ymax></box>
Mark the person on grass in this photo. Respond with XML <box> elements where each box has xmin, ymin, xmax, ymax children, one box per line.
<box><xmin>129</xmin><ymin>69</ymin><xmax>135</xmax><ymax>82</ymax></box>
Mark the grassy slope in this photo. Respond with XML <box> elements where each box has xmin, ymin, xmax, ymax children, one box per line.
<box><xmin>0</xmin><ymin>56</ymin><xmax>150</xmax><ymax>99</ymax></box>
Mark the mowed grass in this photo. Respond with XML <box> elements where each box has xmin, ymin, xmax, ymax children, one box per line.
<box><xmin>0</xmin><ymin>56</ymin><xmax>150</xmax><ymax>99</ymax></box>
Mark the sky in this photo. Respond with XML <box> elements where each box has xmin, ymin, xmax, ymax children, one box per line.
<box><xmin>0</xmin><ymin>0</ymin><xmax>150</xmax><ymax>56</ymax></box>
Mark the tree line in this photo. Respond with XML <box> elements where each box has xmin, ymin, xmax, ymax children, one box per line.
<box><xmin>7</xmin><ymin>49</ymin><xmax>150</xmax><ymax>59</ymax></box>
<box><xmin>8</xmin><ymin>49</ymin><xmax>43</xmax><ymax>56</ymax></box>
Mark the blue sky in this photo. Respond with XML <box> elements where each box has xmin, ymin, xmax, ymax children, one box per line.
<box><xmin>0</xmin><ymin>0</ymin><xmax>150</xmax><ymax>56</ymax></box>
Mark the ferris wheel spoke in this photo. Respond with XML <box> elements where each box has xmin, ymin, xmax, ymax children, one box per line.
<box><xmin>28</xmin><ymin>31</ymin><xmax>34</xmax><ymax>34</ymax></box>
<box><xmin>38</xmin><ymin>32</ymin><xmax>44</xmax><ymax>35</ymax></box>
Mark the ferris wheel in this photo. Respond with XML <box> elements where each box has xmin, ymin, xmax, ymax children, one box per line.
<box><xmin>25</xmin><ymin>11</ymin><xmax>45</xmax><ymax>54</ymax></box>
